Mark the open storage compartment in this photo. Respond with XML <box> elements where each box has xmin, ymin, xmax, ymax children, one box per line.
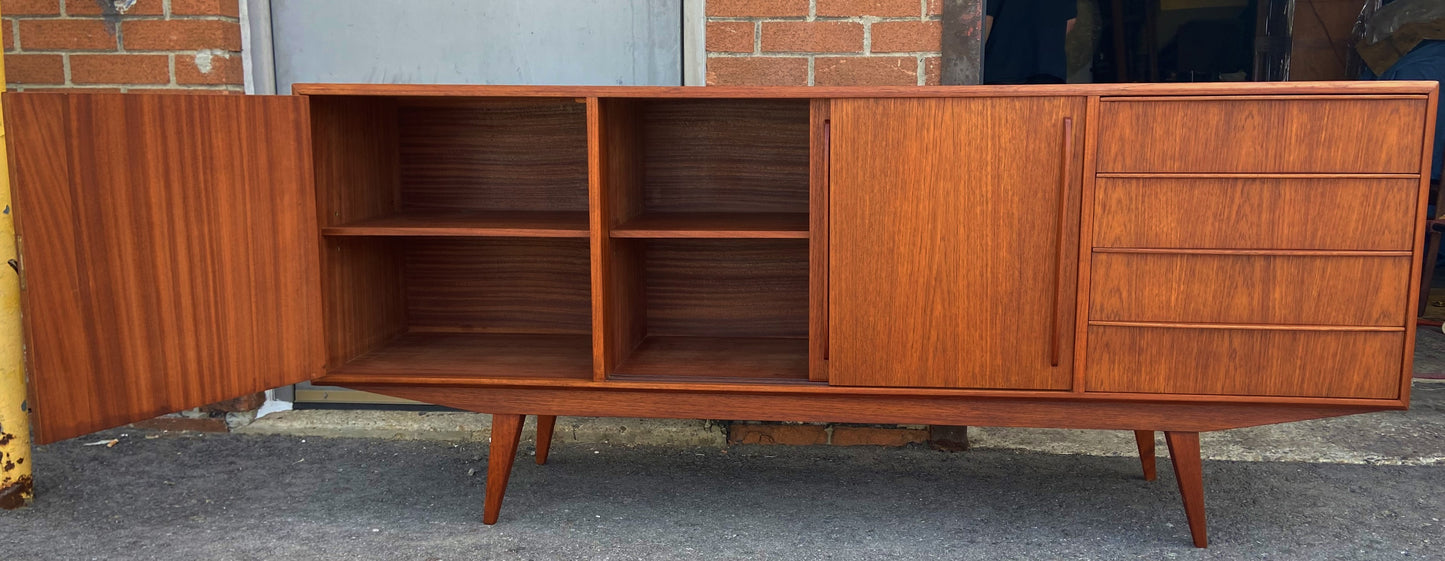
<box><xmin>310</xmin><ymin>95</ymin><xmax>594</xmax><ymax>381</ymax></box>
<box><xmin>313</xmin><ymin>95</ymin><xmax>590</xmax><ymax>238</ymax></box>
<box><xmin>600</xmin><ymin>98</ymin><xmax>812</xmax><ymax>239</ymax></box>
<box><xmin>606</xmin><ymin>239</ymin><xmax>810</xmax><ymax>382</ymax></box>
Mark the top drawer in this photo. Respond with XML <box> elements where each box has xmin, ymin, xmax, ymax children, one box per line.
<box><xmin>1098</xmin><ymin>97</ymin><xmax>1428</xmax><ymax>174</ymax></box>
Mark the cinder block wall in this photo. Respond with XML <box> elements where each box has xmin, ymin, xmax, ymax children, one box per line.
<box><xmin>2</xmin><ymin>0</ymin><xmax>243</xmax><ymax>93</ymax></box>
<box><xmin>705</xmin><ymin>0</ymin><xmax>943</xmax><ymax>86</ymax></box>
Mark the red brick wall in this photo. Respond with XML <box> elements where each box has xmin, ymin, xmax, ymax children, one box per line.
<box><xmin>3</xmin><ymin>0</ymin><xmax>243</xmax><ymax>93</ymax></box>
<box><xmin>706</xmin><ymin>0</ymin><xmax>943</xmax><ymax>86</ymax></box>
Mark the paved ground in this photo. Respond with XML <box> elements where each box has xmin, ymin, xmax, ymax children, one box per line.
<box><xmin>3</xmin><ymin>330</ymin><xmax>1443</xmax><ymax>560</ymax></box>
<box><xmin>2</xmin><ymin>423</ymin><xmax>1442</xmax><ymax>560</ymax></box>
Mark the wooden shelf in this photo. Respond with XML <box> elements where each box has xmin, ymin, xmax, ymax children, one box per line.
<box><xmin>331</xmin><ymin>332</ymin><xmax>593</xmax><ymax>380</ymax></box>
<box><xmin>613</xmin><ymin>336</ymin><xmax>808</xmax><ymax>382</ymax></box>
<box><xmin>611</xmin><ymin>212</ymin><xmax>809</xmax><ymax>239</ymax></box>
<box><xmin>323</xmin><ymin>211</ymin><xmax>589</xmax><ymax>238</ymax></box>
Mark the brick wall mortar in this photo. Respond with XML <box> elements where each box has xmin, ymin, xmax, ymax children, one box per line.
<box><xmin>4</xmin><ymin>0</ymin><xmax>243</xmax><ymax>92</ymax></box>
<box><xmin>706</xmin><ymin>0</ymin><xmax>942</xmax><ymax>86</ymax></box>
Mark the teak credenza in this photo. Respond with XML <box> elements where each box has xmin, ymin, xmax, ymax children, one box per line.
<box><xmin>5</xmin><ymin>82</ymin><xmax>1438</xmax><ymax>548</ymax></box>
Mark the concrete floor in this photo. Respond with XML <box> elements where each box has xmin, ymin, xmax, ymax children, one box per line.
<box><xmin>2</xmin><ymin>333</ymin><xmax>1443</xmax><ymax>560</ymax></box>
<box><xmin>2</xmin><ymin>431</ymin><xmax>1442</xmax><ymax>560</ymax></box>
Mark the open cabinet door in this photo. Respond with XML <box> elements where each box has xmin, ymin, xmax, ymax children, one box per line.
<box><xmin>4</xmin><ymin>93</ymin><xmax>323</xmax><ymax>443</ymax></box>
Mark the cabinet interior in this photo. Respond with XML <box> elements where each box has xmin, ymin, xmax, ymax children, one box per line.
<box><xmin>310</xmin><ymin>95</ymin><xmax>814</xmax><ymax>382</ymax></box>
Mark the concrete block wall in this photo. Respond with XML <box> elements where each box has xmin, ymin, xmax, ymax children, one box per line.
<box><xmin>705</xmin><ymin>0</ymin><xmax>944</xmax><ymax>86</ymax></box>
<box><xmin>3</xmin><ymin>0</ymin><xmax>243</xmax><ymax>93</ymax></box>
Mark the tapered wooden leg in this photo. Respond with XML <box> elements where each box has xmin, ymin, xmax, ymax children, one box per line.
<box><xmin>483</xmin><ymin>413</ymin><xmax>525</xmax><ymax>525</ymax></box>
<box><xmin>1134</xmin><ymin>430</ymin><xmax>1157</xmax><ymax>481</ymax></box>
<box><xmin>535</xmin><ymin>415</ymin><xmax>557</xmax><ymax>465</ymax></box>
<box><xmin>1165</xmin><ymin>431</ymin><xmax>1207</xmax><ymax>548</ymax></box>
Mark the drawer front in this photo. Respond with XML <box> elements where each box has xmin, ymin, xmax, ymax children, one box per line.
<box><xmin>1093</xmin><ymin>177</ymin><xmax>1419</xmax><ymax>250</ymax></box>
<box><xmin>1098</xmin><ymin>98</ymin><xmax>1427</xmax><ymax>173</ymax></box>
<box><xmin>1085</xmin><ymin>325</ymin><xmax>1403</xmax><ymax>398</ymax></box>
<box><xmin>1090</xmin><ymin>253</ymin><xmax>1412</xmax><ymax>326</ymax></box>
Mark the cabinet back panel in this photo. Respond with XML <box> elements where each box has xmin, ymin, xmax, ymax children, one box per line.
<box><xmin>1086</xmin><ymin>326</ymin><xmax>1403</xmax><ymax>398</ymax></box>
<box><xmin>638</xmin><ymin>100</ymin><xmax>810</xmax><ymax>213</ymax></box>
<box><xmin>643</xmin><ymin>239</ymin><xmax>809</xmax><ymax>338</ymax></box>
<box><xmin>398</xmin><ymin>100</ymin><xmax>589</xmax><ymax>211</ymax></box>
<box><xmin>404</xmin><ymin>238</ymin><xmax>592</xmax><ymax>333</ymax></box>
<box><xmin>1093</xmin><ymin>177</ymin><xmax>1418</xmax><ymax>250</ymax></box>
<box><xmin>1090</xmin><ymin>253</ymin><xmax>1411</xmax><ymax>326</ymax></box>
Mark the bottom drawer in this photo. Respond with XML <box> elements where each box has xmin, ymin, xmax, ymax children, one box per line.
<box><xmin>1085</xmin><ymin>326</ymin><xmax>1404</xmax><ymax>399</ymax></box>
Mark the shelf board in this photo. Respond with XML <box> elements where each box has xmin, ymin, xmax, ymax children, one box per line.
<box><xmin>612</xmin><ymin>336</ymin><xmax>809</xmax><ymax>382</ymax></box>
<box><xmin>323</xmin><ymin>211</ymin><xmax>589</xmax><ymax>238</ymax></box>
<box><xmin>330</xmin><ymin>332</ymin><xmax>593</xmax><ymax>380</ymax></box>
<box><xmin>611</xmin><ymin>213</ymin><xmax>809</xmax><ymax>239</ymax></box>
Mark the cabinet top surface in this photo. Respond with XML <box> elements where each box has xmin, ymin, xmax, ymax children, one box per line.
<box><xmin>290</xmin><ymin>81</ymin><xmax>1439</xmax><ymax>99</ymax></box>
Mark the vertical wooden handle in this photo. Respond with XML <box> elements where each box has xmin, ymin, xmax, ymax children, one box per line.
<box><xmin>822</xmin><ymin>118</ymin><xmax>830</xmax><ymax>360</ymax></box>
<box><xmin>1050</xmin><ymin>117</ymin><xmax>1073</xmax><ymax>367</ymax></box>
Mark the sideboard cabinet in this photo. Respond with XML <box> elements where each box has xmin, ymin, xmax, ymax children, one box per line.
<box><xmin>5</xmin><ymin>82</ymin><xmax>1436</xmax><ymax>548</ymax></box>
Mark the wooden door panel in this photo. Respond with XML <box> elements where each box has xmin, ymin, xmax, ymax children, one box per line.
<box><xmin>5</xmin><ymin>93</ymin><xmax>323</xmax><ymax>443</ymax></box>
<box><xmin>1098</xmin><ymin>97</ymin><xmax>1427</xmax><ymax>173</ymax></box>
<box><xmin>828</xmin><ymin>97</ymin><xmax>1084</xmax><ymax>389</ymax></box>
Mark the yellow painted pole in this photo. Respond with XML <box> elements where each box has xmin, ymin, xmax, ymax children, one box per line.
<box><xmin>0</xmin><ymin>4</ymin><xmax>35</xmax><ymax>509</ymax></box>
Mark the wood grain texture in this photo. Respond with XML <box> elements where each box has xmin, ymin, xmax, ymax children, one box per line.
<box><xmin>613</xmin><ymin>336</ymin><xmax>808</xmax><ymax>381</ymax></box>
<box><xmin>291</xmin><ymin>81</ymin><xmax>1438</xmax><ymax>99</ymax></box>
<box><xmin>809</xmin><ymin>99</ymin><xmax>831</xmax><ymax>382</ymax></box>
<box><xmin>1165</xmin><ymin>431</ymin><xmax>1207</xmax><ymax>548</ymax></box>
<box><xmin>1098</xmin><ymin>98</ymin><xmax>1427</xmax><ymax>173</ymax></box>
<box><xmin>610</xmin><ymin>212</ymin><xmax>808</xmax><ymax>239</ymax></box>
<box><xmin>329</xmin><ymin>332</ymin><xmax>593</xmax><ymax>380</ymax></box>
<box><xmin>404</xmin><ymin>238</ymin><xmax>591</xmax><ymax>334</ymax></box>
<box><xmin>1092</xmin><ymin>177</ymin><xmax>1419</xmax><ymax>250</ymax></box>
<box><xmin>1072</xmin><ymin>95</ymin><xmax>1103</xmax><ymax>393</ymax></box>
<box><xmin>829</xmin><ymin>97</ymin><xmax>1084</xmax><ymax>389</ymax></box>
<box><xmin>1400</xmin><ymin>87</ymin><xmax>1438</xmax><ymax>407</ymax></box>
<box><xmin>307</xmin><ymin>96</ymin><xmax>408</xmax><ymax>369</ymax></box>
<box><xmin>483</xmin><ymin>413</ymin><xmax>524</xmax><ymax>525</ymax></box>
<box><xmin>643</xmin><ymin>240</ymin><xmax>809</xmax><ymax>339</ymax></box>
<box><xmin>6</xmin><ymin>93</ymin><xmax>323</xmax><ymax>444</ymax></box>
<box><xmin>1089</xmin><ymin>253</ymin><xmax>1412</xmax><ymax>326</ymax></box>
<box><xmin>591</xmin><ymin>99</ymin><xmax>645</xmax><ymax>380</ymax></box>
<box><xmin>534</xmin><ymin>415</ymin><xmax>556</xmax><ymax>465</ymax></box>
<box><xmin>323</xmin><ymin>211</ymin><xmax>589</xmax><ymax>238</ymax></box>
<box><xmin>1085</xmin><ymin>326</ymin><xmax>1404</xmax><ymax>398</ymax></box>
<box><xmin>398</xmin><ymin>99</ymin><xmax>588</xmax><ymax>212</ymax></box>
<box><xmin>321</xmin><ymin>238</ymin><xmax>406</xmax><ymax>369</ymax></box>
<box><xmin>340</xmin><ymin>383</ymin><xmax>1392</xmax><ymax>432</ymax></box>
<box><xmin>638</xmin><ymin>99</ymin><xmax>809</xmax><ymax>214</ymax></box>
<box><xmin>1134</xmin><ymin>430</ymin><xmax>1157</xmax><ymax>481</ymax></box>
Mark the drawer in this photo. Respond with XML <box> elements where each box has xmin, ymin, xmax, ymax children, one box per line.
<box><xmin>1085</xmin><ymin>325</ymin><xmax>1403</xmax><ymax>398</ymax></box>
<box><xmin>1093</xmin><ymin>177</ymin><xmax>1419</xmax><ymax>250</ymax></box>
<box><xmin>1098</xmin><ymin>97</ymin><xmax>1427</xmax><ymax>173</ymax></box>
<box><xmin>1089</xmin><ymin>253</ymin><xmax>1412</xmax><ymax>326</ymax></box>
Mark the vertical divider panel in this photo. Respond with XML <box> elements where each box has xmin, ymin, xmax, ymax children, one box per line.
<box><xmin>1072</xmin><ymin>96</ymin><xmax>1101</xmax><ymax>393</ymax></box>
<box><xmin>590</xmin><ymin>98</ymin><xmax>646</xmax><ymax>381</ymax></box>
<box><xmin>809</xmin><ymin>99</ymin><xmax>831</xmax><ymax>382</ymax></box>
